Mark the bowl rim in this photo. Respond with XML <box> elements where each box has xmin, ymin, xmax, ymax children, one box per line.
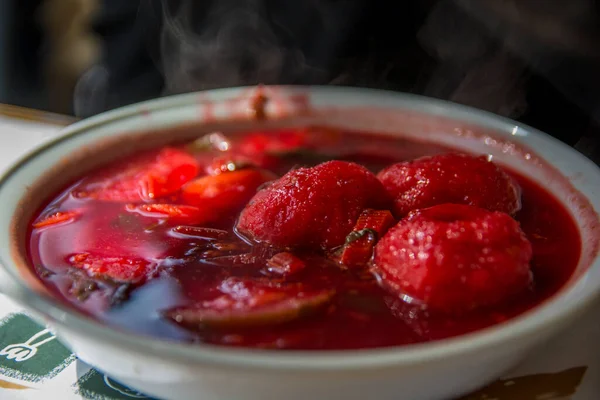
<box><xmin>1</xmin><ymin>85</ymin><xmax>599</xmax><ymax>371</ymax></box>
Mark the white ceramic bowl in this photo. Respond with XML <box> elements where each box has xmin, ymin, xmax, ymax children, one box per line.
<box><xmin>0</xmin><ymin>86</ymin><xmax>599</xmax><ymax>400</ymax></box>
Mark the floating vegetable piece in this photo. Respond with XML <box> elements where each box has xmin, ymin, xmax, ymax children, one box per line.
<box><xmin>165</xmin><ymin>289</ymin><xmax>334</xmax><ymax>328</ymax></box>
<box><xmin>140</xmin><ymin>149</ymin><xmax>201</xmax><ymax>200</ymax></box>
<box><xmin>68</xmin><ymin>253</ymin><xmax>157</xmax><ymax>284</ymax></box>
<box><xmin>266</xmin><ymin>252</ymin><xmax>306</xmax><ymax>276</ymax></box>
<box><xmin>73</xmin><ymin>211</ymin><xmax>178</xmax><ymax>261</ymax></box>
<box><xmin>68</xmin><ymin>268</ymin><xmax>135</xmax><ymax>307</ymax></box>
<box><xmin>206</xmin><ymin>155</ymin><xmax>254</xmax><ymax>175</ymax></box>
<box><xmin>125</xmin><ymin>204</ymin><xmax>208</xmax><ymax>225</ymax></box>
<box><xmin>189</xmin><ymin>132</ymin><xmax>282</xmax><ymax>174</ymax></box>
<box><xmin>67</xmin><ymin>269</ymin><xmax>99</xmax><ymax>301</ymax></box>
<box><xmin>33</xmin><ymin>210</ymin><xmax>78</xmax><ymax>228</ymax></box>
<box><xmin>338</xmin><ymin>209</ymin><xmax>396</xmax><ymax>267</ymax></box>
<box><xmin>338</xmin><ymin>230</ymin><xmax>378</xmax><ymax>268</ymax></box>
<box><xmin>171</xmin><ymin>225</ymin><xmax>229</xmax><ymax>240</ymax></box>
<box><xmin>74</xmin><ymin>147</ymin><xmax>199</xmax><ymax>202</ymax></box>
<box><xmin>181</xmin><ymin>169</ymin><xmax>277</xmax><ymax>219</ymax></box>
<box><xmin>353</xmin><ymin>209</ymin><xmax>396</xmax><ymax>236</ymax></box>
<box><xmin>202</xmin><ymin>129</ymin><xmax>313</xmax><ymax>172</ymax></box>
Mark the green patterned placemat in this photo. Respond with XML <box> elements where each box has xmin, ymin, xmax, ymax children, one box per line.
<box><xmin>0</xmin><ymin>310</ymin><xmax>592</xmax><ymax>400</ymax></box>
<box><xmin>0</xmin><ymin>313</ymin><xmax>74</xmax><ymax>382</ymax></box>
<box><xmin>0</xmin><ymin>311</ymin><xmax>158</xmax><ymax>399</ymax></box>
<box><xmin>75</xmin><ymin>369</ymin><xmax>157</xmax><ymax>400</ymax></box>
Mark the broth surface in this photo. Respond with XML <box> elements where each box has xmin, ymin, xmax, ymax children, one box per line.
<box><xmin>27</xmin><ymin>128</ymin><xmax>581</xmax><ymax>350</ymax></box>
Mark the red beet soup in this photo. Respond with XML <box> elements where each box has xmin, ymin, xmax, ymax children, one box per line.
<box><xmin>27</xmin><ymin>127</ymin><xmax>581</xmax><ymax>350</ymax></box>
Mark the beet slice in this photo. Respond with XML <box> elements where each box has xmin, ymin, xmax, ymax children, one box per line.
<box><xmin>125</xmin><ymin>204</ymin><xmax>208</xmax><ymax>225</ymax></box>
<box><xmin>337</xmin><ymin>209</ymin><xmax>396</xmax><ymax>267</ymax></box>
<box><xmin>74</xmin><ymin>147</ymin><xmax>199</xmax><ymax>202</ymax></box>
<box><xmin>266</xmin><ymin>252</ymin><xmax>306</xmax><ymax>276</ymax></box>
<box><xmin>32</xmin><ymin>210</ymin><xmax>79</xmax><ymax>229</ymax></box>
<box><xmin>165</xmin><ymin>289</ymin><xmax>334</xmax><ymax>329</ymax></box>
<box><xmin>68</xmin><ymin>253</ymin><xmax>158</xmax><ymax>284</ymax></box>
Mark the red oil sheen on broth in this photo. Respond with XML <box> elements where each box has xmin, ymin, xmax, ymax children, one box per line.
<box><xmin>26</xmin><ymin>128</ymin><xmax>581</xmax><ymax>350</ymax></box>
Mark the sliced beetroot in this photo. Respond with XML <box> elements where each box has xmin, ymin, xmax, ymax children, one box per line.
<box><xmin>33</xmin><ymin>210</ymin><xmax>79</xmax><ymax>229</ymax></box>
<box><xmin>165</xmin><ymin>279</ymin><xmax>334</xmax><ymax>328</ymax></box>
<box><xmin>336</xmin><ymin>209</ymin><xmax>396</xmax><ymax>267</ymax></box>
<box><xmin>170</xmin><ymin>225</ymin><xmax>229</xmax><ymax>240</ymax></box>
<box><xmin>71</xmin><ymin>211</ymin><xmax>173</xmax><ymax>260</ymax></box>
<box><xmin>68</xmin><ymin>253</ymin><xmax>158</xmax><ymax>284</ymax></box>
<box><xmin>202</xmin><ymin>253</ymin><xmax>259</xmax><ymax>266</ymax></box>
<box><xmin>181</xmin><ymin>169</ymin><xmax>277</xmax><ymax>223</ymax></box>
<box><xmin>266</xmin><ymin>252</ymin><xmax>306</xmax><ymax>276</ymax></box>
<box><xmin>74</xmin><ymin>147</ymin><xmax>199</xmax><ymax>202</ymax></box>
<box><xmin>186</xmin><ymin>132</ymin><xmax>232</xmax><ymax>153</ymax></box>
<box><xmin>206</xmin><ymin>155</ymin><xmax>257</xmax><ymax>175</ymax></box>
<box><xmin>337</xmin><ymin>232</ymin><xmax>377</xmax><ymax>268</ymax></box>
<box><xmin>166</xmin><ymin>291</ymin><xmax>333</xmax><ymax>328</ymax></box>
<box><xmin>353</xmin><ymin>209</ymin><xmax>396</xmax><ymax>236</ymax></box>
<box><xmin>125</xmin><ymin>204</ymin><xmax>208</xmax><ymax>225</ymax></box>
<box><xmin>185</xmin><ymin>132</ymin><xmax>281</xmax><ymax>175</ymax></box>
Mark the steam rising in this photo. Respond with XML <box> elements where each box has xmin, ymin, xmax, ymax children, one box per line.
<box><xmin>418</xmin><ymin>0</ymin><xmax>529</xmax><ymax>118</ymax></box>
<box><xmin>451</xmin><ymin>0</ymin><xmax>600</xmax><ymax>121</ymax></box>
<box><xmin>159</xmin><ymin>0</ymin><xmax>327</xmax><ymax>94</ymax></box>
<box><xmin>158</xmin><ymin>0</ymin><xmax>600</xmax><ymax>121</ymax></box>
<box><xmin>74</xmin><ymin>0</ymin><xmax>600</xmax><ymax>132</ymax></box>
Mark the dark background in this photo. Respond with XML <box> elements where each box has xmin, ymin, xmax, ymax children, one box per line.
<box><xmin>2</xmin><ymin>0</ymin><xmax>600</xmax><ymax>161</ymax></box>
<box><xmin>1</xmin><ymin>0</ymin><xmax>47</xmax><ymax>111</ymax></box>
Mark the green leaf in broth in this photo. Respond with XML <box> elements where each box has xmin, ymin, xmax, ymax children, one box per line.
<box><xmin>345</xmin><ymin>229</ymin><xmax>378</xmax><ymax>245</ymax></box>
